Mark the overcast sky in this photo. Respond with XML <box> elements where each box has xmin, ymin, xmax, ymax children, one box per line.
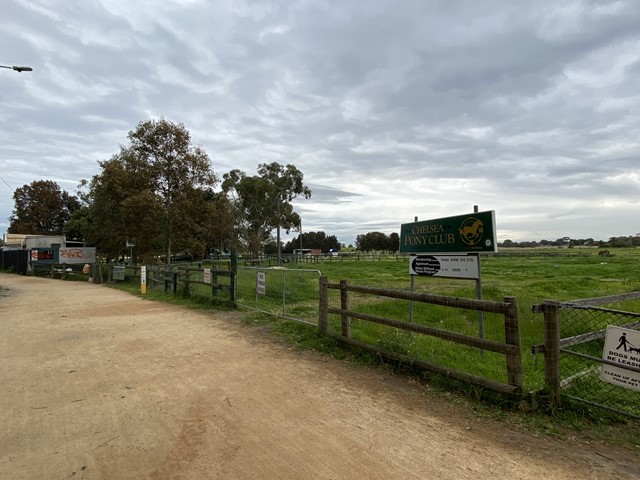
<box><xmin>2</xmin><ymin>0</ymin><xmax>639</xmax><ymax>246</ymax></box>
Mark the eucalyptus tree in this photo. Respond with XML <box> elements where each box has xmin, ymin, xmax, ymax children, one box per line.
<box><xmin>127</xmin><ymin>118</ymin><xmax>216</xmax><ymax>262</ymax></box>
<box><xmin>222</xmin><ymin>170</ymin><xmax>274</xmax><ymax>259</ymax></box>
<box><xmin>222</xmin><ymin>162</ymin><xmax>311</xmax><ymax>262</ymax></box>
<box><xmin>87</xmin><ymin>118</ymin><xmax>216</xmax><ymax>262</ymax></box>
<box><xmin>256</xmin><ymin>162</ymin><xmax>311</xmax><ymax>264</ymax></box>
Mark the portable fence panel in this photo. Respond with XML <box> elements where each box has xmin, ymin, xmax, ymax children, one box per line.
<box><xmin>558</xmin><ymin>304</ymin><xmax>640</xmax><ymax>418</ymax></box>
<box><xmin>235</xmin><ymin>267</ymin><xmax>321</xmax><ymax>325</ymax></box>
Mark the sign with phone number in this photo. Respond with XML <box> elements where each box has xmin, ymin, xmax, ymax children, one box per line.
<box><xmin>409</xmin><ymin>255</ymin><xmax>479</xmax><ymax>279</ymax></box>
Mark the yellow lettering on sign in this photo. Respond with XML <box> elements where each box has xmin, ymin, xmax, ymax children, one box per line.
<box><xmin>403</xmin><ymin>233</ymin><xmax>456</xmax><ymax>246</ymax></box>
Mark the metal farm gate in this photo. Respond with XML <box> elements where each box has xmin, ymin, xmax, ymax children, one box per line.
<box><xmin>235</xmin><ymin>266</ymin><xmax>321</xmax><ymax>325</ymax></box>
<box><xmin>534</xmin><ymin>292</ymin><xmax>640</xmax><ymax>419</ymax></box>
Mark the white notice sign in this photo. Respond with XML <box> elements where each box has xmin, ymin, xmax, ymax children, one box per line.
<box><xmin>409</xmin><ymin>255</ymin><xmax>479</xmax><ymax>279</ymax></box>
<box><xmin>600</xmin><ymin>326</ymin><xmax>640</xmax><ymax>392</ymax></box>
<box><xmin>204</xmin><ymin>268</ymin><xmax>211</xmax><ymax>285</ymax></box>
<box><xmin>256</xmin><ymin>271</ymin><xmax>266</xmax><ymax>295</ymax></box>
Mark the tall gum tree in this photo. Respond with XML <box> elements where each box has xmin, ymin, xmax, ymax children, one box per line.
<box><xmin>257</xmin><ymin>162</ymin><xmax>311</xmax><ymax>264</ymax></box>
<box><xmin>222</xmin><ymin>163</ymin><xmax>311</xmax><ymax>262</ymax></box>
<box><xmin>127</xmin><ymin>118</ymin><xmax>216</xmax><ymax>263</ymax></box>
<box><xmin>88</xmin><ymin>118</ymin><xmax>216</xmax><ymax>263</ymax></box>
<box><xmin>222</xmin><ymin>170</ymin><xmax>275</xmax><ymax>259</ymax></box>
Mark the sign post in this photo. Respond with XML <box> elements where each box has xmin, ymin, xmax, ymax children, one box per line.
<box><xmin>140</xmin><ymin>265</ymin><xmax>147</xmax><ymax>294</ymax></box>
<box><xmin>401</xmin><ymin>210</ymin><xmax>497</xmax><ymax>337</ymax></box>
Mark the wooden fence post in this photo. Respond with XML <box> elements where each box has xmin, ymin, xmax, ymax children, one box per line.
<box><xmin>230</xmin><ymin>249</ymin><xmax>237</xmax><ymax>304</ymax></box>
<box><xmin>319</xmin><ymin>276</ymin><xmax>328</xmax><ymax>334</ymax></box>
<box><xmin>340</xmin><ymin>279</ymin><xmax>351</xmax><ymax>339</ymax></box>
<box><xmin>542</xmin><ymin>300</ymin><xmax>562</xmax><ymax>406</ymax></box>
<box><xmin>503</xmin><ymin>296</ymin><xmax>523</xmax><ymax>391</ymax></box>
<box><xmin>212</xmin><ymin>270</ymin><xmax>218</xmax><ymax>301</ymax></box>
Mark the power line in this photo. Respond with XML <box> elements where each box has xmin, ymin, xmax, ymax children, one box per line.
<box><xmin>0</xmin><ymin>174</ymin><xmax>14</xmax><ymax>192</ymax></box>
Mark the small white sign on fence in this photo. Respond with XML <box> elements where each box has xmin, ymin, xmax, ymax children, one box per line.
<box><xmin>204</xmin><ymin>268</ymin><xmax>211</xmax><ymax>285</ymax></box>
<box><xmin>256</xmin><ymin>271</ymin><xmax>266</xmax><ymax>295</ymax></box>
<box><xmin>600</xmin><ymin>326</ymin><xmax>640</xmax><ymax>392</ymax></box>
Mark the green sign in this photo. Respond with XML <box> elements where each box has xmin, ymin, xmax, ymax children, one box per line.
<box><xmin>400</xmin><ymin>210</ymin><xmax>497</xmax><ymax>254</ymax></box>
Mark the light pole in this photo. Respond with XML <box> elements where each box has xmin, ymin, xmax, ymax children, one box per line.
<box><xmin>0</xmin><ymin>65</ymin><xmax>33</xmax><ymax>72</ymax></box>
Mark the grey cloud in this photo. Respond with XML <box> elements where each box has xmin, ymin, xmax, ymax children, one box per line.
<box><xmin>2</xmin><ymin>0</ymin><xmax>640</xmax><ymax>244</ymax></box>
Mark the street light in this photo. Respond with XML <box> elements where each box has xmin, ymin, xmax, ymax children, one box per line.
<box><xmin>0</xmin><ymin>65</ymin><xmax>33</xmax><ymax>73</ymax></box>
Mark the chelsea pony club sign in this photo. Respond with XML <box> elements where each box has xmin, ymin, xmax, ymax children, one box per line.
<box><xmin>399</xmin><ymin>210</ymin><xmax>497</xmax><ymax>254</ymax></box>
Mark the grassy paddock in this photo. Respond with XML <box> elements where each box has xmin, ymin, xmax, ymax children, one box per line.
<box><xmin>267</xmin><ymin>248</ymin><xmax>640</xmax><ymax>392</ymax></box>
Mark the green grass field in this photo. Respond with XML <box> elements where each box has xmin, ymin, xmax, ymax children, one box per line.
<box><xmin>225</xmin><ymin>248</ymin><xmax>640</xmax><ymax>393</ymax></box>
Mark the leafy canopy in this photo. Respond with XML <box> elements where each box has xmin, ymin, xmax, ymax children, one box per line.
<box><xmin>9</xmin><ymin>180</ymin><xmax>79</xmax><ymax>235</ymax></box>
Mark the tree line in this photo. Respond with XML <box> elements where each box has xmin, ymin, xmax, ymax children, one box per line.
<box><xmin>6</xmin><ymin>118</ymin><xmax>311</xmax><ymax>264</ymax></box>
<box><xmin>5</xmin><ymin>118</ymin><xmax>403</xmax><ymax>262</ymax></box>
<box><xmin>499</xmin><ymin>236</ymin><xmax>640</xmax><ymax>248</ymax></box>
<box><xmin>6</xmin><ymin>118</ymin><xmax>637</xmax><ymax>260</ymax></box>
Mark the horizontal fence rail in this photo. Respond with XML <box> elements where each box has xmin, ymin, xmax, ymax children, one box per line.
<box><xmin>145</xmin><ymin>265</ymin><xmax>235</xmax><ymax>302</ymax></box>
<box><xmin>319</xmin><ymin>277</ymin><xmax>523</xmax><ymax>396</ymax></box>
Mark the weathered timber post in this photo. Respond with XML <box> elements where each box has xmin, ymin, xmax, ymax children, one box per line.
<box><xmin>504</xmin><ymin>296</ymin><xmax>523</xmax><ymax>391</ymax></box>
<box><xmin>230</xmin><ymin>248</ymin><xmax>237</xmax><ymax>304</ymax></box>
<box><xmin>542</xmin><ymin>300</ymin><xmax>562</xmax><ymax>406</ymax></box>
<box><xmin>319</xmin><ymin>276</ymin><xmax>328</xmax><ymax>334</ymax></box>
<box><xmin>340</xmin><ymin>279</ymin><xmax>351</xmax><ymax>339</ymax></box>
<box><xmin>212</xmin><ymin>270</ymin><xmax>218</xmax><ymax>301</ymax></box>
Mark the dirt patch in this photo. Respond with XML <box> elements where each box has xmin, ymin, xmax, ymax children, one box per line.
<box><xmin>0</xmin><ymin>273</ymin><xmax>638</xmax><ymax>479</ymax></box>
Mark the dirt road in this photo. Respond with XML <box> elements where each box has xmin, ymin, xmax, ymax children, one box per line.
<box><xmin>0</xmin><ymin>273</ymin><xmax>637</xmax><ymax>479</ymax></box>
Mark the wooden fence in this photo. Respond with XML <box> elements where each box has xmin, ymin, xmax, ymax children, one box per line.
<box><xmin>145</xmin><ymin>265</ymin><xmax>235</xmax><ymax>302</ymax></box>
<box><xmin>319</xmin><ymin>277</ymin><xmax>523</xmax><ymax>395</ymax></box>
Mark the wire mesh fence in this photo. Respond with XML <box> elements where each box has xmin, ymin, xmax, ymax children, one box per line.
<box><xmin>558</xmin><ymin>303</ymin><xmax>640</xmax><ymax>418</ymax></box>
<box><xmin>235</xmin><ymin>267</ymin><xmax>322</xmax><ymax>325</ymax></box>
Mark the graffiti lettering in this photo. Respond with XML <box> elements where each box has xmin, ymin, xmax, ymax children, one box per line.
<box><xmin>60</xmin><ymin>249</ymin><xmax>91</xmax><ymax>259</ymax></box>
